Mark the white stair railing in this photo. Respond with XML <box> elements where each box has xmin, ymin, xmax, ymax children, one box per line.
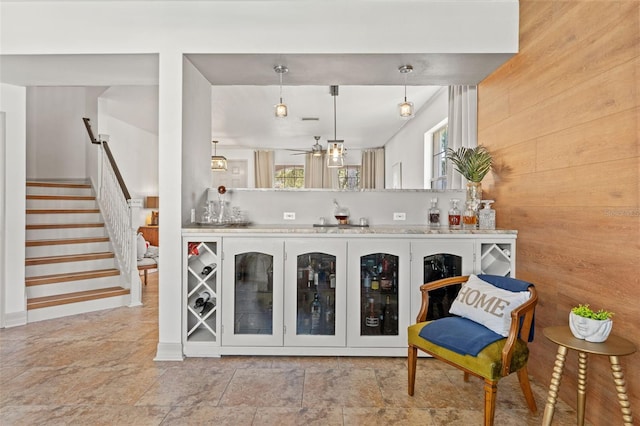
<box><xmin>84</xmin><ymin>118</ymin><xmax>141</xmax><ymax>306</ymax></box>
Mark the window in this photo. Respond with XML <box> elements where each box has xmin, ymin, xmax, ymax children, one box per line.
<box><xmin>338</xmin><ymin>166</ymin><xmax>360</xmax><ymax>190</ymax></box>
<box><xmin>430</xmin><ymin>124</ymin><xmax>448</xmax><ymax>190</ymax></box>
<box><xmin>274</xmin><ymin>165</ymin><xmax>304</xmax><ymax>188</ymax></box>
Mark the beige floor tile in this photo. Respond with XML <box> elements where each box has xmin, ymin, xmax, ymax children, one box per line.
<box><xmin>219</xmin><ymin>368</ymin><xmax>305</xmax><ymax>407</ymax></box>
<box><xmin>343</xmin><ymin>407</ymin><xmax>435</xmax><ymax>426</ymax></box>
<box><xmin>254</xmin><ymin>407</ymin><xmax>344</xmax><ymax>426</ymax></box>
<box><xmin>302</xmin><ymin>368</ymin><xmax>384</xmax><ymax>408</ymax></box>
<box><xmin>161</xmin><ymin>406</ymin><xmax>257</xmax><ymax>425</ymax></box>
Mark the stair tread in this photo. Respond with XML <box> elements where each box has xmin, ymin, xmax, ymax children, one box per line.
<box><xmin>26</xmin><ymin>223</ymin><xmax>105</xmax><ymax>229</ymax></box>
<box><xmin>26</xmin><ymin>268</ymin><xmax>120</xmax><ymax>285</ymax></box>
<box><xmin>27</xmin><ymin>195</ymin><xmax>96</xmax><ymax>201</ymax></box>
<box><xmin>27</xmin><ymin>286</ymin><xmax>129</xmax><ymax>310</ymax></box>
<box><xmin>26</xmin><ymin>236</ymin><xmax>110</xmax><ymax>246</ymax></box>
<box><xmin>27</xmin><ymin>181</ymin><xmax>91</xmax><ymax>189</ymax></box>
<box><xmin>26</xmin><ymin>252</ymin><xmax>115</xmax><ymax>265</ymax></box>
<box><xmin>26</xmin><ymin>209</ymin><xmax>100</xmax><ymax>214</ymax></box>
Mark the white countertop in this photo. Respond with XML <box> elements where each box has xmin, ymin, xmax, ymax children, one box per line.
<box><xmin>182</xmin><ymin>224</ymin><xmax>517</xmax><ymax>236</ymax></box>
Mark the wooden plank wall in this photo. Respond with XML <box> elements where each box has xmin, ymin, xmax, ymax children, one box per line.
<box><xmin>478</xmin><ymin>2</ymin><xmax>639</xmax><ymax>424</ymax></box>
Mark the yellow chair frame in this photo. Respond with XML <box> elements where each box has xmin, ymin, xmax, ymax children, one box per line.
<box><xmin>408</xmin><ymin>275</ymin><xmax>538</xmax><ymax>426</ymax></box>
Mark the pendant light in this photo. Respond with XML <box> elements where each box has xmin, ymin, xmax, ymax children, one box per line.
<box><xmin>211</xmin><ymin>140</ymin><xmax>227</xmax><ymax>171</ymax></box>
<box><xmin>327</xmin><ymin>85</ymin><xmax>345</xmax><ymax>168</ymax></box>
<box><xmin>274</xmin><ymin>65</ymin><xmax>289</xmax><ymax>118</ymax></box>
<box><xmin>398</xmin><ymin>65</ymin><xmax>414</xmax><ymax>119</ymax></box>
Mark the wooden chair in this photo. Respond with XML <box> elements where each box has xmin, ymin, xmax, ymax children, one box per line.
<box><xmin>408</xmin><ymin>275</ymin><xmax>538</xmax><ymax>426</ymax></box>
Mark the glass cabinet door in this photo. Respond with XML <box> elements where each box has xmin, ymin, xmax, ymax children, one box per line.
<box><xmin>283</xmin><ymin>240</ymin><xmax>347</xmax><ymax>347</ymax></box>
<box><xmin>183</xmin><ymin>238</ymin><xmax>221</xmax><ymax>356</ymax></box>
<box><xmin>221</xmin><ymin>238</ymin><xmax>284</xmax><ymax>346</ymax></box>
<box><xmin>410</xmin><ymin>241</ymin><xmax>474</xmax><ymax>323</ymax></box>
<box><xmin>347</xmin><ymin>240</ymin><xmax>410</xmax><ymax>347</ymax></box>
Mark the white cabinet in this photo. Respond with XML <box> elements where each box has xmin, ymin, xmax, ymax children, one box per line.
<box><xmin>347</xmin><ymin>239</ymin><xmax>411</xmax><ymax>348</ymax></box>
<box><xmin>183</xmin><ymin>238</ymin><xmax>221</xmax><ymax>357</ymax></box>
<box><xmin>220</xmin><ymin>238</ymin><xmax>284</xmax><ymax>346</ymax></box>
<box><xmin>283</xmin><ymin>240</ymin><xmax>347</xmax><ymax>347</ymax></box>
<box><xmin>409</xmin><ymin>240</ymin><xmax>475</xmax><ymax>323</ymax></box>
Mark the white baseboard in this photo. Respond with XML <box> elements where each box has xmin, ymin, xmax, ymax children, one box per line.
<box><xmin>3</xmin><ymin>310</ymin><xmax>28</xmax><ymax>328</ymax></box>
<box><xmin>154</xmin><ymin>342</ymin><xmax>184</xmax><ymax>361</ymax></box>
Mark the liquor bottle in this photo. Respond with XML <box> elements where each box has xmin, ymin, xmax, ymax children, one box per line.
<box><xmin>382</xmin><ymin>295</ymin><xmax>396</xmax><ymax>335</ymax></box>
<box><xmin>363</xmin><ymin>270</ymin><xmax>371</xmax><ymax>292</ymax></box>
<box><xmin>310</xmin><ymin>293</ymin><xmax>322</xmax><ymax>334</ymax></box>
<box><xmin>371</xmin><ymin>272</ymin><xmax>380</xmax><ymax>291</ymax></box>
<box><xmin>448</xmin><ymin>198</ymin><xmax>461</xmax><ymax>229</ymax></box>
<box><xmin>324</xmin><ymin>295</ymin><xmax>334</xmax><ymax>334</ymax></box>
<box><xmin>365</xmin><ymin>297</ymin><xmax>379</xmax><ymax>331</ymax></box>
<box><xmin>462</xmin><ymin>200</ymin><xmax>477</xmax><ymax>229</ymax></box>
<box><xmin>307</xmin><ymin>256</ymin><xmax>314</xmax><ymax>288</ymax></box>
<box><xmin>201</xmin><ymin>263</ymin><xmax>216</xmax><ymax>275</ymax></box>
<box><xmin>428</xmin><ymin>198</ymin><xmax>440</xmax><ymax>227</ymax></box>
<box><xmin>392</xmin><ymin>271</ymin><xmax>398</xmax><ymax>294</ymax></box>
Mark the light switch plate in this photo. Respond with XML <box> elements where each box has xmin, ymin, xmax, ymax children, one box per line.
<box><xmin>283</xmin><ymin>212</ymin><xmax>296</xmax><ymax>220</ymax></box>
<box><xmin>393</xmin><ymin>212</ymin><xmax>406</xmax><ymax>221</ymax></box>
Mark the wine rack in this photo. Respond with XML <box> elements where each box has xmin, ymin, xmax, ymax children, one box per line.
<box><xmin>480</xmin><ymin>243</ymin><xmax>512</xmax><ymax>277</ymax></box>
<box><xmin>183</xmin><ymin>238</ymin><xmax>221</xmax><ymax>354</ymax></box>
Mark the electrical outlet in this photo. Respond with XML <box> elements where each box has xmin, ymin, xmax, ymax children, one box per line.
<box><xmin>283</xmin><ymin>212</ymin><xmax>296</xmax><ymax>220</ymax></box>
<box><xmin>393</xmin><ymin>212</ymin><xmax>406</xmax><ymax>221</ymax></box>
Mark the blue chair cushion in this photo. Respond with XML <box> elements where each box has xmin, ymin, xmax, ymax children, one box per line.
<box><xmin>418</xmin><ymin>316</ymin><xmax>503</xmax><ymax>356</ymax></box>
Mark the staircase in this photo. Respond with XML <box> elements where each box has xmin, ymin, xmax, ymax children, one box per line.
<box><xmin>25</xmin><ymin>181</ymin><xmax>130</xmax><ymax>322</ymax></box>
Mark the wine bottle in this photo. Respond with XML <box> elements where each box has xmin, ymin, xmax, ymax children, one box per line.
<box><xmin>200</xmin><ymin>301</ymin><xmax>214</xmax><ymax>316</ymax></box>
<box><xmin>382</xmin><ymin>295</ymin><xmax>395</xmax><ymax>335</ymax></box>
<box><xmin>201</xmin><ymin>263</ymin><xmax>216</xmax><ymax>275</ymax></box>
<box><xmin>310</xmin><ymin>293</ymin><xmax>322</xmax><ymax>334</ymax></box>
<box><xmin>194</xmin><ymin>291</ymin><xmax>211</xmax><ymax>308</ymax></box>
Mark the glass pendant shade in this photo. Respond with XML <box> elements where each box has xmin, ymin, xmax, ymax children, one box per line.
<box><xmin>327</xmin><ymin>142</ymin><xmax>345</xmax><ymax>168</ymax></box>
<box><xmin>211</xmin><ymin>140</ymin><xmax>228</xmax><ymax>171</ymax></box>
<box><xmin>211</xmin><ymin>156</ymin><xmax>228</xmax><ymax>171</ymax></box>
<box><xmin>274</xmin><ymin>101</ymin><xmax>288</xmax><ymax>118</ymax></box>
<box><xmin>399</xmin><ymin>100</ymin><xmax>414</xmax><ymax>118</ymax></box>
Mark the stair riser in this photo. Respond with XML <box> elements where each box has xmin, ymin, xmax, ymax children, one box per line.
<box><xmin>26</xmin><ymin>241</ymin><xmax>112</xmax><ymax>257</ymax></box>
<box><xmin>26</xmin><ymin>186</ymin><xmax>93</xmax><ymax>197</ymax></box>
<box><xmin>26</xmin><ymin>227</ymin><xmax>107</xmax><ymax>240</ymax></box>
<box><xmin>27</xmin><ymin>199</ymin><xmax>98</xmax><ymax>209</ymax></box>
<box><xmin>26</xmin><ymin>213</ymin><xmax>102</xmax><ymax>225</ymax></box>
<box><xmin>26</xmin><ymin>258</ymin><xmax>117</xmax><ymax>277</ymax></box>
<box><xmin>27</xmin><ymin>275</ymin><xmax>123</xmax><ymax>298</ymax></box>
<box><xmin>27</xmin><ymin>294</ymin><xmax>130</xmax><ymax>323</ymax></box>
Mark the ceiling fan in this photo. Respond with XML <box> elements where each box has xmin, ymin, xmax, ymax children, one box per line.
<box><xmin>287</xmin><ymin>136</ymin><xmax>326</xmax><ymax>156</ymax></box>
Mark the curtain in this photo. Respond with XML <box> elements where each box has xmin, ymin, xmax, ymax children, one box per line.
<box><xmin>304</xmin><ymin>153</ymin><xmax>325</xmax><ymax>188</ymax></box>
<box><xmin>360</xmin><ymin>148</ymin><xmax>385</xmax><ymax>189</ymax></box>
<box><xmin>254</xmin><ymin>150</ymin><xmax>274</xmax><ymax>188</ymax></box>
<box><xmin>447</xmin><ymin>85</ymin><xmax>478</xmax><ymax>189</ymax></box>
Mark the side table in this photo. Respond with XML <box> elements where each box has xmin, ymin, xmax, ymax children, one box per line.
<box><xmin>542</xmin><ymin>325</ymin><xmax>636</xmax><ymax>426</ymax></box>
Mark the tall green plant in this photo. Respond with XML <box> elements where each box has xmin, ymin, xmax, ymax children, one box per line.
<box><xmin>446</xmin><ymin>146</ymin><xmax>493</xmax><ymax>182</ymax></box>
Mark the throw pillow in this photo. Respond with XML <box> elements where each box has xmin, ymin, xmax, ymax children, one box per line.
<box><xmin>449</xmin><ymin>274</ymin><xmax>531</xmax><ymax>337</ymax></box>
<box><xmin>136</xmin><ymin>233</ymin><xmax>147</xmax><ymax>260</ymax></box>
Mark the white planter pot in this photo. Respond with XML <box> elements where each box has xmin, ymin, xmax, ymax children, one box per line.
<box><xmin>569</xmin><ymin>311</ymin><xmax>612</xmax><ymax>342</ymax></box>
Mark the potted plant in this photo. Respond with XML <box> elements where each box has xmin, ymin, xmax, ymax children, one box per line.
<box><xmin>569</xmin><ymin>304</ymin><xmax>614</xmax><ymax>342</ymax></box>
<box><xmin>446</xmin><ymin>146</ymin><xmax>494</xmax><ymax>218</ymax></box>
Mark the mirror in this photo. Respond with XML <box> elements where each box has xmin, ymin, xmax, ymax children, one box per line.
<box><xmin>210</xmin><ymin>84</ymin><xmax>448</xmax><ymax>190</ymax></box>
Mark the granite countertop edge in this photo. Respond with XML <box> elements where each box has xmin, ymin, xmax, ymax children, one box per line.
<box><xmin>182</xmin><ymin>225</ymin><xmax>517</xmax><ymax>235</ymax></box>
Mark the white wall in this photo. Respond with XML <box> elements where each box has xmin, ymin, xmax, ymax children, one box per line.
<box><xmin>384</xmin><ymin>87</ymin><xmax>448</xmax><ymax>189</ymax></box>
<box><xmin>84</xmin><ymin>87</ymin><xmax>108</xmax><ymax>189</ymax></box>
<box><xmin>97</xmin><ymin>86</ymin><xmax>159</xmax><ymax>227</ymax></box>
<box><xmin>26</xmin><ymin>87</ymin><xmax>88</xmax><ymax>180</ymax></box>
<box><xmin>0</xmin><ymin>1</ymin><xmax>519</xmax><ymax>352</ymax></box>
<box><xmin>182</xmin><ymin>59</ymin><xmax>213</xmax><ymax>226</ymax></box>
<box><xmin>0</xmin><ymin>83</ymin><xmax>27</xmax><ymax>326</ymax></box>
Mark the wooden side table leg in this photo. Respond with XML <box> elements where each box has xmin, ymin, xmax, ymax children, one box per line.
<box><xmin>609</xmin><ymin>355</ymin><xmax>634</xmax><ymax>426</ymax></box>
<box><xmin>577</xmin><ymin>351</ymin><xmax>587</xmax><ymax>426</ymax></box>
<box><xmin>542</xmin><ymin>345</ymin><xmax>567</xmax><ymax>426</ymax></box>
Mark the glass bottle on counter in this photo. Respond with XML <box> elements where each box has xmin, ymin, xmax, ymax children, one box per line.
<box><xmin>448</xmin><ymin>198</ymin><xmax>461</xmax><ymax>229</ymax></box>
<box><xmin>462</xmin><ymin>200</ymin><xmax>477</xmax><ymax>229</ymax></box>
<box><xmin>478</xmin><ymin>200</ymin><xmax>496</xmax><ymax>230</ymax></box>
<box><xmin>428</xmin><ymin>198</ymin><xmax>440</xmax><ymax>227</ymax></box>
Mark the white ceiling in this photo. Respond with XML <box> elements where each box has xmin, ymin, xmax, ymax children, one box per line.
<box><xmin>0</xmin><ymin>52</ymin><xmax>511</xmax><ymax>151</ymax></box>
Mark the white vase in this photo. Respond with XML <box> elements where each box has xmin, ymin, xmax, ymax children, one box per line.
<box><xmin>569</xmin><ymin>311</ymin><xmax>612</xmax><ymax>343</ymax></box>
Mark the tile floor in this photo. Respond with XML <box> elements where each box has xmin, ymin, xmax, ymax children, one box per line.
<box><xmin>0</xmin><ymin>273</ymin><xmax>584</xmax><ymax>425</ymax></box>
